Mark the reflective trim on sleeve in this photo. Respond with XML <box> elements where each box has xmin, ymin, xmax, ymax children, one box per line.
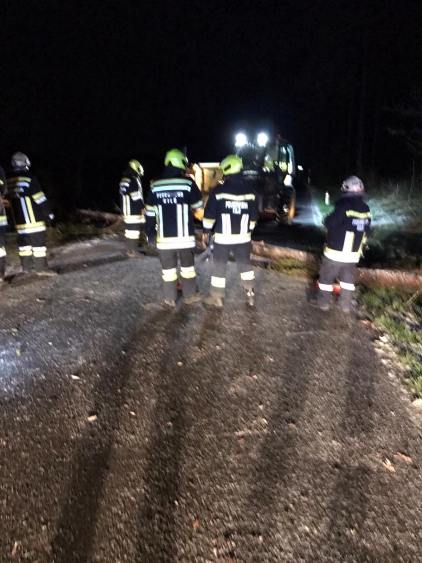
<box><xmin>339</xmin><ymin>281</ymin><xmax>355</xmax><ymax>291</ymax></box>
<box><xmin>180</xmin><ymin>266</ymin><xmax>196</xmax><ymax>279</ymax></box>
<box><xmin>130</xmin><ymin>191</ymin><xmax>143</xmax><ymax>201</ymax></box>
<box><xmin>249</xmin><ymin>221</ymin><xmax>257</xmax><ymax>229</ymax></box>
<box><xmin>0</xmin><ymin>247</ymin><xmax>6</xmax><ymax>257</ymax></box>
<box><xmin>125</xmin><ymin>229</ymin><xmax>140</xmax><ymax>240</ymax></box>
<box><xmin>32</xmin><ymin>191</ymin><xmax>47</xmax><ymax>203</ymax></box>
<box><xmin>203</xmin><ymin>218</ymin><xmax>215</xmax><ymax>229</ymax></box>
<box><xmin>240</xmin><ymin>270</ymin><xmax>255</xmax><ymax>281</ymax></box>
<box><xmin>211</xmin><ymin>276</ymin><xmax>226</xmax><ymax>288</ymax></box>
<box><xmin>191</xmin><ymin>199</ymin><xmax>204</xmax><ymax>210</ymax></box>
<box><xmin>0</xmin><ymin>215</ymin><xmax>7</xmax><ymax>226</ymax></box>
<box><xmin>33</xmin><ymin>246</ymin><xmax>47</xmax><ymax>258</ymax></box>
<box><xmin>162</xmin><ymin>268</ymin><xmax>178</xmax><ymax>282</ymax></box>
<box><xmin>319</xmin><ymin>283</ymin><xmax>334</xmax><ymax>292</ymax></box>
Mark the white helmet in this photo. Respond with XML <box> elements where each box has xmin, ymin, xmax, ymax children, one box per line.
<box><xmin>342</xmin><ymin>175</ymin><xmax>364</xmax><ymax>193</ymax></box>
<box><xmin>11</xmin><ymin>152</ymin><xmax>31</xmax><ymax>170</ymax></box>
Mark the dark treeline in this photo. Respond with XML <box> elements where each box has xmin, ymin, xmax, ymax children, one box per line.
<box><xmin>1</xmin><ymin>0</ymin><xmax>421</xmax><ymax>210</ymax></box>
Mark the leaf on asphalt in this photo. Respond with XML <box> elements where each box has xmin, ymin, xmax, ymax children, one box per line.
<box><xmin>383</xmin><ymin>458</ymin><xmax>396</xmax><ymax>473</ymax></box>
<box><xmin>396</xmin><ymin>452</ymin><xmax>412</xmax><ymax>463</ymax></box>
<box><xmin>11</xmin><ymin>541</ymin><xmax>19</xmax><ymax>556</ymax></box>
<box><xmin>288</xmin><ymin>423</ymin><xmax>297</xmax><ymax>430</ymax></box>
<box><xmin>216</xmin><ymin>345</ymin><xmax>221</xmax><ymax>350</ymax></box>
<box><xmin>238</xmin><ymin>437</ymin><xmax>245</xmax><ymax>444</ymax></box>
<box><xmin>252</xmin><ymin>375</ymin><xmax>258</xmax><ymax>380</ymax></box>
<box><xmin>16</xmin><ymin>349</ymin><xmax>21</xmax><ymax>356</ymax></box>
<box><xmin>269</xmin><ymin>357</ymin><xmax>275</xmax><ymax>363</ymax></box>
<box><xmin>11</xmin><ymin>328</ymin><xmax>19</xmax><ymax>333</ymax></box>
<box><xmin>87</xmin><ymin>414</ymin><xmax>97</xmax><ymax>422</ymax></box>
<box><xmin>193</xmin><ymin>519</ymin><xmax>199</xmax><ymax>530</ymax></box>
<box><xmin>177</xmin><ymin>361</ymin><xmax>183</xmax><ymax>366</ymax></box>
<box><xmin>93</xmin><ymin>281</ymin><xmax>100</xmax><ymax>285</ymax></box>
<box><xmin>36</xmin><ymin>298</ymin><xmax>45</xmax><ymax>303</ymax></box>
<box><xmin>379</xmin><ymin>335</ymin><xmax>389</xmax><ymax>343</ymax></box>
<box><xmin>130</xmin><ymin>411</ymin><xmax>136</xmax><ymax>416</ymax></box>
<box><xmin>361</xmin><ymin>319</ymin><xmax>376</xmax><ymax>329</ymax></box>
<box><xmin>71</xmin><ymin>375</ymin><xmax>81</xmax><ymax>380</ymax></box>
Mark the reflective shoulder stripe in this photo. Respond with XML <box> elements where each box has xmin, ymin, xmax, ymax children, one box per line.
<box><xmin>345</xmin><ymin>210</ymin><xmax>371</xmax><ymax>219</ymax></box>
<box><xmin>215</xmin><ymin>193</ymin><xmax>256</xmax><ymax>201</ymax></box>
<box><xmin>191</xmin><ymin>199</ymin><xmax>203</xmax><ymax>209</ymax></box>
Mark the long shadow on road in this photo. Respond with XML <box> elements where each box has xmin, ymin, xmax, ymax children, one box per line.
<box><xmin>51</xmin><ymin>306</ymin><xmax>188</xmax><ymax>563</ymax></box>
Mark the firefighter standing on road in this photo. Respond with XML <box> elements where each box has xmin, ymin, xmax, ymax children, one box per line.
<box><xmin>145</xmin><ymin>149</ymin><xmax>204</xmax><ymax>307</ymax></box>
<box><xmin>119</xmin><ymin>159</ymin><xmax>145</xmax><ymax>257</ymax></box>
<box><xmin>6</xmin><ymin>152</ymin><xmax>56</xmax><ymax>276</ymax></box>
<box><xmin>0</xmin><ymin>165</ymin><xmax>7</xmax><ymax>282</ymax></box>
<box><xmin>202</xmin><ymin>155</ymin><xmax>258</xmax><ymax>308</ymax></box>
<box><xmin>316</xmin><ymin>175</ymin><xmax>371</xmax><ymax>312</ymax></box>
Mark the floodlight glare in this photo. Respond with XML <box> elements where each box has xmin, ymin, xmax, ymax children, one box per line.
<box><xmin>257</xmin><ymin>132</ymin><xmax>268</xmax><ymax>147</ymax></box>
<box><xmin>235</xmin><ymin>133</ymin><xmax>248</xmax><ymax>147</ymax></box>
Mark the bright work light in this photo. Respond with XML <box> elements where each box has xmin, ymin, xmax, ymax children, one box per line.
<box><xmin>235</xmin><ymin>133</ymin><xmax>248</xmax><ymax>147</ymax></box>
<box><xmin>257</xmin><ymin>132</ymin><xmax>268</xmax><ymax>147</ymax></box>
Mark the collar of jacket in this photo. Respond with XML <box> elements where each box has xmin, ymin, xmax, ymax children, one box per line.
<box><xmin>162</xmin><ymin>165</ymin><xmax>186</xmax><ymax>179</ymax></box>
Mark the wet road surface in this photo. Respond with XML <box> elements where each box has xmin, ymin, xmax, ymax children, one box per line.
<box><xmin>1</xmin><ymin>251</ymin><xmax>422</xmax><ymax>562</ymax></box>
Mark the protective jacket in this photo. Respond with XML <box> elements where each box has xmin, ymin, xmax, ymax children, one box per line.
<box><xmin>323</xmin><ymin>193</ymin><xmax>371</xmax><ymax>263</ymax></box>
<box><xmin>6</xmin><ymin>171</ymin><xmax>51</xmax><ymax>234</ymax></box>
<box><xmin>203</xmin><ymin>174</ymin><xmax>259</xmax><ymax>244</ymax></box>
<box><xmin>145</xmin><ymin>166</ymin><xmax>203</xmax><ymax>250</ymax></box>
<box><xmin>0</xmin><ymin>167</ymin><xmax>7</xmax><ymax>228</ymax></box>
<box><xmin>119</xmin><ymin>167</ymin><xmax>145</xmax><ymax>222</ymax></box>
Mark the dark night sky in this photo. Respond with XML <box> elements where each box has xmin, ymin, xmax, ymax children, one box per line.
<box><xmin>1</xmin><ymin>0</ymin><xmax>422</xmax><ymax>201</ymax></box>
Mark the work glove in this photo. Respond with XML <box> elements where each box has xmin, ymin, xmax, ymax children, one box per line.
<box><xmin>147</xmin><ymin>233</ymin><xmax>157</xmax><ymax>249</ymax></box>
<box><xmin>46</xmin><ymin>213</ymin><xmax>55</xmax><ymax>227</ymax></box>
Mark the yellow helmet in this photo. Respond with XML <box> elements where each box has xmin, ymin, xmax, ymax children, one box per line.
<box><xmin>164</xmin><ymin>149</ymin><xmax>189</xmax><ymax>170</ymax></box>
<box><xmin>128</xmin><ymin>159</ymin><xmax>144</xmax><ymax>176</ymax></box>
<box><xmin>220</xmin><ymin>155</ymin><xmax>243</xmax><ymax>175</ymax></box>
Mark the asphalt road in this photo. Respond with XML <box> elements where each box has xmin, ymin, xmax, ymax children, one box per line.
<box><xmin>1</xmin><ymin>248</ymin><xmax>422</xmax><ymax>563</ymax></box>
<box><xmin>252</xmin><ymin>183</ymin><xmax>325</xmax><ymax>251</ymax></box>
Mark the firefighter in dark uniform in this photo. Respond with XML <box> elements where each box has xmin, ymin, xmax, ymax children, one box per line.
<box><xmin>0</xmin><ymin>165</ymin><xmax>7</xmax><ymax>282</ymax></box>
<box><xmin>317</xmin><ymin>175</ymin><xmax>371</xmax><ymax>312</ymax></box>
<box><xmin>145</xmin><ymin>149</ymin><xmax>204</xmax><ymax>307</ymax></box>
<box><xmin>119</xmin><ymin>159</ymin><xmax>145</xmax><ymax>257</ymax></box>
<box><xmin>6</xmin><ymin>152</ymin><xmax>56</xmax><ymax>275</ymax></box>
<box><xmin>202</xmin><ymin>155</ymin><xmax>259</xmax><ymax>308</ymax></box>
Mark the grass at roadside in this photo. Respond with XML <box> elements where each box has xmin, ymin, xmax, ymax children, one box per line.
<box><xmin>268</xmin><ymin>257</ymin><xmax>318</xmax><ymax>279</ymax></box>
<box><xmin>357</xmin><ymin>286</ymin><xmax>422</xmax><ymax>398</ymax></box>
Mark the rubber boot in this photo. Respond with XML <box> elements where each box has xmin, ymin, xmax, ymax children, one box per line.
<box><xmin>21</xmin><ymin>255</ymin><xmax>33</xmax><ymax>274</ymax></box>
<box><xmin>245</xmin><ymin>288</ymin><xmax>255</xmax><ymax>307</ymax></box>
<box><xmin>34</xmin><ymin>257</ymin><xmax>57</xmax><ymax>276</ymax></box>
<box><xmin>163</xmin><ymin>279</ymin><xmax>178</xmax><ymax>307</ymax></box>
<box><xmin>125</xmin><ymin>238</ymin><xmax>140</xmax><ymax>258</ymax></box>
<box><xmin>338</xmin><ymin>288</ymin><xmax>353</xmax><ymax>313</ymax></box>
<box><xmin>203</xmin><ymin>293</ymin><xmax>224</xmax><ymax>309</ymax></box>
<box><xmin>0</xmin><ymin>256</ymin><xmax>5</xmax><ymax>281</ymax></box>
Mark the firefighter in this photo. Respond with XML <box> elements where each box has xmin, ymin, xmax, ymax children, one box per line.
<box><xmin>316</xmin><ymin>175</ymin><xmax>371</xmax><ymax>312</ymax></box>
<box><xmin>202</xmin><ymin>155</ymin><xmax>259</xmax><ymax>308</ymax></box>
<box><xmin>6</xmin><ymin>152</ymin><xmax>56</xmax><ymax>275</ymax></box>
<box><xmin>145</xmin><ymin>149</ymin><xmax>204</xmax><ymax>307</ymax></box>
<box><xmin>0</xmin><ymin>165</ymin><xmax>7</xmax><ymax>282</ymax></box>
<box><xmin>119</xmin><ymin>159</ymin><xmax>145</xmax><ymax>257</ymax></box>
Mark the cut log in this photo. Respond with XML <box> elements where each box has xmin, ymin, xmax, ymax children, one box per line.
<box><xmin>251</xmin><ymin>240</ymin><xmax>422</xmax><ymax>290</ymax></box>
<box><xmin>74</xmin><ymin>214</ymin><xmax>422</xmax><ymax>290</ymax></box>
<box><xmin>251</xmin><ymin>240</ymin><xmax>320</xmax><ymax>267</ymax></box>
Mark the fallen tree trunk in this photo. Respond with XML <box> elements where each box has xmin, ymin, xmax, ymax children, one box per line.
<box><xmin>75</xmin><ymin>210</ymin><xmax>422</xmax><ymax>289</ymax></box>
<box><xmin>76</xmin><ymin>209</ymin><xmax>124</xmax><ymax>224</ymax></box>
<box><xmin>252</xmin><ymin>240</ymin><xmax>422</xmax><ymax>290</ymax></box>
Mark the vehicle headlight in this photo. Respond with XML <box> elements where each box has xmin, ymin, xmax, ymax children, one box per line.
<box><xmin>235</xmin><ymin>133</ymin><xmax>248</xmax><ymax>147</ymax></box>
<box><xmin>257</xmin><ymin>132</ymin><xmax>268</xmax><ymax>147</ymax></box>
